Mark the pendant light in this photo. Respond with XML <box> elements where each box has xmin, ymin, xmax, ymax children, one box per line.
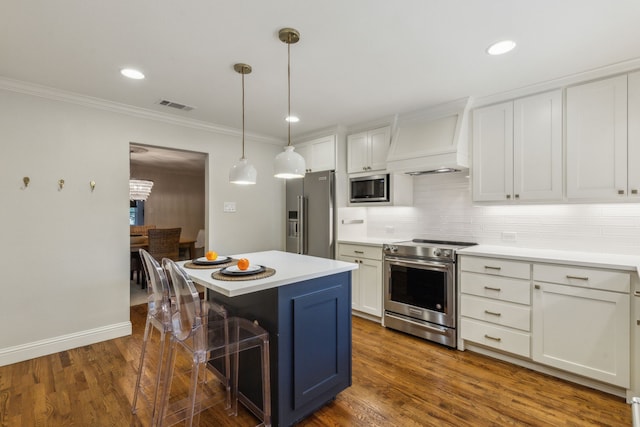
<box><xmin>129</xmin><ymin>179</ymin><xmax>154</xmax><ymax>201</ymax></box>
<box><xmin>229</xmin><ymin>63</ymin><xmax>258</xmax><ymax>185</ymax></box>
<box><xmin>274</xmin><ymin>28</ymin><xmax>306</xmax><ymax>179</ymax></box>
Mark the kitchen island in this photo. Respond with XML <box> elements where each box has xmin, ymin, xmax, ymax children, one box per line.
<box><xmin>180</xmin><ymin>250</ymin><xmax>357</xmax><ymax>426</ymax></box>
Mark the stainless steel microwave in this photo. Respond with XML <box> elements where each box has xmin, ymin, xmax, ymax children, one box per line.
<box><xmin>349</xmin><ymin>173</ymin><xmax>389</xmax><ymax>203</ymax></box>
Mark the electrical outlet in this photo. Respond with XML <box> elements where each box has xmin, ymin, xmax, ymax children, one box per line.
<box><xmin>223</xmin><ymin>201</ymin><xmax>236</xmax><ymax>213</ymax></box>
<box><xmin>501</xmin><ymin>232</ymin><xmax>517</xmax><ymax>242</ymax></box>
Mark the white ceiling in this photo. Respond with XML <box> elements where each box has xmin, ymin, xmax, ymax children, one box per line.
<box><xmin>3</xmin><ymin>0</ymin><xmax>640</xmax><ymax>144</ymax></box>
<box><xmin>129</xmin><ymin>144</ymin><xmax>206</xmax><ymax>174</ymax></box>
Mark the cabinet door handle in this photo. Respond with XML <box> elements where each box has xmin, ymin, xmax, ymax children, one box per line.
<box><xmin>484</xmin><ymin>266</ymin><xmax>502</xmax><ymax>271</ymax></box>
<box><xmin>534</xmin><ymin>284</ymin><xmax>541</xmax><ymax>290</ymax></box>
<box><xmin>354</xmin><ymin>250</ymin><xmax>364</xmax><ymax>254</ymax></box>
<box><xmin>618</xmin><ymin>189</ymin><xmax>625</xmax><ymax>195</ymax></box>
<box><xmin>632</xmin><ymin>189</ymin><xmax>638</xmax><ymax>195</ymax></box>
<box><xmin>484</xmin><ymin>286</ymin><xmax>501</xmax><ymax>292</ymax></box>
<box><xmin>506</xmin><ymin>194</ymin><xmax>511</xmax><ymax>199</ymax></box>
<box><xmin>484</xmin><ymin>334</ymin><xmax>502</xmax><ymax>342</ymax></box>
<box><xmin>566</xmin><ymin>275</ymin><xmax>589</xmax><ymax>281</ymax></box>
<box><xmin>484</xmin><ymin>310</ymin><xmax>501</xmax><ymax>317</ymax></box>
<box><xmin>514</xmin><ymin>194</ymin><xmax>520</xmax><ymax>199</ymax></box>
<box><xmin>633</xmin><ymin>291</ymin><xmax>640</xmax><ymax>297</ymax></box>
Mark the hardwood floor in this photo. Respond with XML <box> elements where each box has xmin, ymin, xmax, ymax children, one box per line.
<box><xmin>0</xmin><ymin>305</ymin><xmax>632</xmax><ymax>426</ymax></box>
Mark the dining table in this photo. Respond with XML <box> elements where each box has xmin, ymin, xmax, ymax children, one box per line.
<box><xmin>130</xmin><ymin>237</ymin><xmax>197</xmax><ymax>260</ymax></box>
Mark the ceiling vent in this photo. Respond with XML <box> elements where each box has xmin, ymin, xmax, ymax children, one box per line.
<box><xmin>157</xmin><ymin>99</ymin><xmax>195</xmax><ymax>111</ymax></box>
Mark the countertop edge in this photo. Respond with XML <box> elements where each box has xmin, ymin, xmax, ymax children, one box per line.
<box><xmin>192</xmin><ymin>264</ymin><xmax>357</xmax><ymax>297</ymax></box>
<box><xmin>457</xmin><ymin>245</ymin><xmax>640</xmax><ymax>272</ymax></box>
<box><xmin>181</xmin><ymin>251</ymin><xmax>358</xmax><ymax>298</ymax></box>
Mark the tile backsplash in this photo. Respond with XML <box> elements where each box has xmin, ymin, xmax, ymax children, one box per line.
<box><xmin>338</xmin><ymin>172</ymin><xmax>640</xmax><ymax>255</ymax></box>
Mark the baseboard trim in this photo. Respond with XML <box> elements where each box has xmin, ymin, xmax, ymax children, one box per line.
<box><xmin>463</xmin><ymin>342</ymin><xmax>626</xmax><ymax>398</ymax></box>
<box><xmin>0</xmin><ymin>321</ymin><xmax>132</xmax><ymax>367</ymax></box>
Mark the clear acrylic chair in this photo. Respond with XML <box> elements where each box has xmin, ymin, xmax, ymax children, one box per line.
<box><xmin>159</xmin><ymin>258</ymin><xmax>271</xmax><ymax>427</ymax></box>
<box><xmin>131</xmin><ymin>248</ymin><xmax>173</xmax><ymax>425</ymax></box>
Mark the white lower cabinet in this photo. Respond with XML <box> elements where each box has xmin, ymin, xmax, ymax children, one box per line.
<box><xmin>532</xmin><ymin>264</ymin><xmax>630</xmax><ymax>388</ymax></box>
<box><xmin>459</xmin><ymin>256</ymin><xmax>532</xmax><ymax>358</ymax></box>
<box><xmin>337</xmin><ymin>243</ymin><xmax>383</xmax><ymax>319</ymax></box>
<box><xmin>460</xmin><ymin>255</ymin><xmax>632</xmax><ymax>390</ymax></box>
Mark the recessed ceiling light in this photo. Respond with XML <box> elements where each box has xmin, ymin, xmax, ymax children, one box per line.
<box><xmin>487</xmin><ymin>40</ymin><xmax>516</xmax><ymax>56</ymax></box>
<box><xmin>285</xmin><ymin>115</ymin><xmax>299</xmax><ymax>123</ymax></box>
<box><xmin>120</xmin><ymin>68</ymin><xmax>145</xmax><ymax>79</ymax></box>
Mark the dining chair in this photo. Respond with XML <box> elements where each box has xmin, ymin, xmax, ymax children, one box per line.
<box><xmin>131</xmin><ymin>249</ymin><xmax>174</xmax><ymax>425</ymax></box>
<box><xmin>148</xmin><ymin>228</ymin><xmax>182</xmax><ymax>262</ymax></box>
<box><xmin>130</xmin><ymin>224</ymin><xmax>157</xmax><ymax>284</ymax></box>
<box><xmin>158</xmin><ymin>259</ymin><xmax>271</xmax><ymax>427</ymax></box>
<box><xmin>141</xmin><ymin>228</ymin><xmax>181</xmax><ymax>288</ymax></box>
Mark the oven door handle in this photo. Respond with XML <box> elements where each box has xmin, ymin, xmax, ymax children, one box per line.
<box><xmin>385</xmin><ymin>256</ymin><xmax>451</xmax><ymax>270</ymax></box>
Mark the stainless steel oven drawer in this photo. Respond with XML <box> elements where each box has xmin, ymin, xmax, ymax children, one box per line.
<box><xmin>384</xmin><ymin>311</ymin><xmax>456</xmax><ymax>348</ymax></box>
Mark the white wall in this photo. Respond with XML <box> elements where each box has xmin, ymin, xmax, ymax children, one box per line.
<box><xmin>0</xmin><ymin>84</ymin><xmax>284</xmax><ymax>365</ymax></box>
<box><xmin>339</xmin><ymin>172</ymin><xmax>640</xmax><ymax>255</ymax></box>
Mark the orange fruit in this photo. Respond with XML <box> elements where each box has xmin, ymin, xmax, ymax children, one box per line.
<box><xmin>205</xmin><ymin>251</ymin><xmax>218</xmax><ymax>261</ymax></box>
<box><xmin>237</xmin><ymin>258</ymin><xmax>249</xmax><ymax>271</ymax></box>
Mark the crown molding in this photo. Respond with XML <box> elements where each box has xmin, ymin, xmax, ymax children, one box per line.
<box><xmin>471</xmin><ymin>57</ymin><xmax>640</xmax><ymax>108</ymax></box>
<box><xmin>0</xmin><ymin>76</ymin><xmax>284</xmax><ymax>145</ymax></box>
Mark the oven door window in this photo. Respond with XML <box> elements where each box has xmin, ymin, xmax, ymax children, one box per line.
<box><xmin>389</xmin><ymin>264</ymin><xmax>449</xmax><ymax>312</ymax></box>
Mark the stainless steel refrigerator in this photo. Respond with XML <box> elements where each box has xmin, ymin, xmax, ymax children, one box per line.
<box><xmin>285</xmin><ymin>170</ymin><xmax>335</xmax><ymax>259</ymax></box>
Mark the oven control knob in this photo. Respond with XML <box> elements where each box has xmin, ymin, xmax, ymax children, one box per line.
<box><xmin>442</xmin><ymin>249</ymin><xmax>452</xmax><ymax>257</ymax></box>
<box><xmin>433</xmin><ymin>248</ymin><xmax>442</xmax><ymax>257</ymax></box>
<box><xmin>384</xmin><ymin>245</ymin><xmax>398</xmax><ymax>253</ymax></box>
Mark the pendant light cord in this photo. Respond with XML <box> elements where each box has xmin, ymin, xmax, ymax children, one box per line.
<box><xmin>241</xmin><ymin>69</ymin><xmax>246</xmax><ymax>159</ymax></box>
<box><xmin>287</xmin><ymin>38</ymin><xmax>292</xmax><ymax>147</ymax></box>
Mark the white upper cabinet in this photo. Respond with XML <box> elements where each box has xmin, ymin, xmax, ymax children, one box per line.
<box><xmin>566</xmin><ymin>74</ymin><xmax>630</xmax><ymax>199</ymax></box>
<box><xmin>628</xmin><ymin>71</ymin><xmax>640</xmax><ymax>195</ymax></box>
<box><xmin>347</xmin><ymin>126</ymin><xmax>391</xmax><ymax>173</ymax></box>
<box><xmin>472</xmin><ymin>101</ymin><xmax>513</xmax><ymax>201</ymax></box>
<box><xmin>473</xmin><ymin>90</ymin><xmax>562</xmax><ymax>202</ymax></box>
<box><xmin>295</xmin><ymin>134</ymin><xmax>336</xmax><ymax>173</ymax></box>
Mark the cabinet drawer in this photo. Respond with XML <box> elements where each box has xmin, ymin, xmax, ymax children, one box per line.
<box><xmin>460</xmin><ymin>294</ymin><xmax>531</xmax><ymax>331</ymax></box>
<box><xmin>460</xmin><ymin>272</ymin><xmax>531</xmax><ymax>305</ymax></box>
<box><xmin>460</xmin><ymin>256</ymin><xmax>531</xmax><ymax>279</ymax></box>
<box><xmin>533</xmin><ymin>264</ymin><xmax>630</xmax><ymax>293</ymax></box>
<box><xmin>338</xmin><ymin>244</ymin><xmax>382</xmax><ymax>261</ymax></box>
<box><xmin>461</xmin><ymin>318</ymin><xmax>531</xmax><ymax>358</ymax></box>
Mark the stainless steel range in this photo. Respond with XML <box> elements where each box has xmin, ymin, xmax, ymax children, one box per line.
<box><xmin>383</xmin><ymin>239</ymin><xmax>476</xmax><ymax>348</ymax></box>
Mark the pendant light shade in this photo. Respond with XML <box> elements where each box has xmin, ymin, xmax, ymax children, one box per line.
<box><xmin>229</xmin><ymin>158</ymin><xmax>257</xmax><ymax>184</ymax></box>
<box><xmin>274</xmin><ymin>28</ymin><xmax>306</xmax><ymax>179</ymax></box>
<box><xmin>129</xmin><ymin>179</ymin><xmax>154</xmax><ymax>201</ymax></box>
<box><xmin>274</xmin><ymin>146</ymin><xmax>306</xmax><ymax>179</ymax></box>
<box><xmin>230</xmin><ymin>63</ymin><xmax>257</xmax><ymax>185</ymax></box>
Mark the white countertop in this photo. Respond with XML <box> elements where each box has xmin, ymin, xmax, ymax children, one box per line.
<box><xmin>457</xmin><ymin>245</ymin><xmax>640</xmax><ymax>272</ymax></box>
<box><xmin>179</xmin><ymin>250</ymin><xmax>357</xmax><ymax>297</ymax></box>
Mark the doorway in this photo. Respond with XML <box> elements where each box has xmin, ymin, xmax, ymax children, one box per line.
<box><xmin>129</xmin><ymin>143</ymin><xmax>207</xmax><ymax>305</ymax></box>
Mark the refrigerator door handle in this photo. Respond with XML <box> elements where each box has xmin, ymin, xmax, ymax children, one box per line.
<box><xmin>297</xmin><ymin>195</ymin><xmax>305</xmax><ymax>254</ymax></box>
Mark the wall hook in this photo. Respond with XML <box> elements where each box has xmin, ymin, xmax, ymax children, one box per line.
<box><xmin>23</xmin><ymin>176</ymin><xmax>30</xmax><ymax>188</ymax></box>
<box><xmin>90</xmin><ymin>180</ymin><xmax>96</xmax><ymax>192</ymax></box>
<box><xmin>58</xmin><ymin>179</ymin><xmax>65</xmax><ymax>190</ymax></box>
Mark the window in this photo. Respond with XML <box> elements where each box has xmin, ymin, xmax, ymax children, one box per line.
<box><xmin>130</xmin><ymin>200</ymin><xmax>145</xmax><ymax>225</ymax></box>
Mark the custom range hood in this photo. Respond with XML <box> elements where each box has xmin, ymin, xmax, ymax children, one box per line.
<box><xmin>386</xmin><ymin>97</ymin><xmax>472</xmax><ymax>175</ymax></box>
